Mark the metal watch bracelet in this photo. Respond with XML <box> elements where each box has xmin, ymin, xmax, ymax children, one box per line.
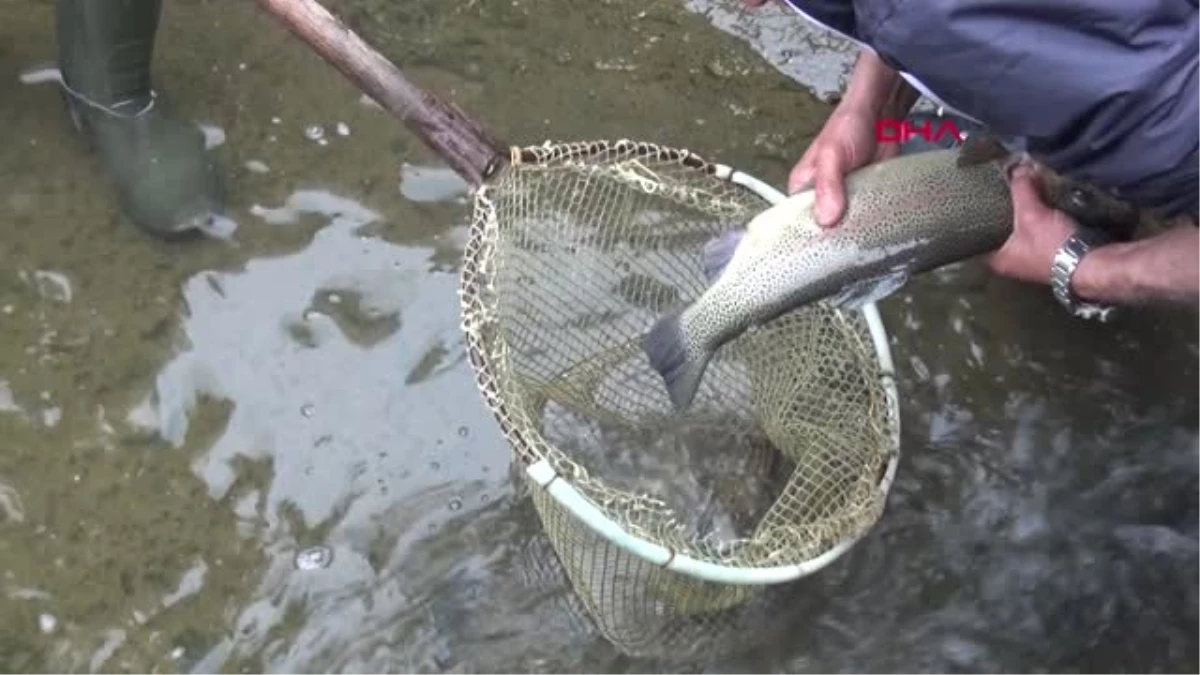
<box><xmin>1049</xmin><ymin>229</ymin><xmax>1118</xmax><ymax>322</ymax></box>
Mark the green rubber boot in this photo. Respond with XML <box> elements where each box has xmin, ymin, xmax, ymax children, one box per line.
<box><xmin>56</xmin><ymin>0</ymin><xmax>227</xmax><ymax>239</ymax></box>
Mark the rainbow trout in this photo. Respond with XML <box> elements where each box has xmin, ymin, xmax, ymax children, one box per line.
<box><xmin>642</xmin><ymin>135</ymin><xmax>1147</xmax><ymax>411</ymax></box>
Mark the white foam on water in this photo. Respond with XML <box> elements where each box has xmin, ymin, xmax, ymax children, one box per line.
<box><xmin>249</xmin><ymin>203</ymin><xmax>299</xmax><ymax>225</ymax></box>
<box><xmin>0</xmin><ymin>479</ymin><xmax>25</xmax><ymax>523</ymax></box>
<box><xmin>198</xmin><ymin>123</ymin><xmax>226</xmax><ymax>150</ymax></box>
<box><xmin>161</xmin><ymin>559</ymin><xmax>209</xmax><ymax>609</ymax></box>
<box><xmin>89</xmin><ymin>629</ymin><xmax>127</xmax><ymax>672</ymax></box>
<box><xmin>40</xmin><ymin>407</ymin><xmax>61</xmax><ymax>428</ymax></box>
<box><xmin>0</xmin><ymin>380</ymin><xmax>21</xmax><ymax>414</ymax></box>
<box><xmin>31</xmin><ymin>270</ymin><xmax>73</xmax><ymax>303</ymax></box>
<box><xmin>195</xmin><ymin>214</ymin><xmax>239</xmax><ymax>242</ymax></box>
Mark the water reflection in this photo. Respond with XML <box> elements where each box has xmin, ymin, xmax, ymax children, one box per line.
<box><xmin>129</xmin><ymin>189</ymin><xmax>588</xmax><ymax>671</ymax></box>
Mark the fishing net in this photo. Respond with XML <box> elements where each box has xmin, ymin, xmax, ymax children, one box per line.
<box><xmin>458</xmin><ymin>139</ymin><xmax>900</xmax><ymax>659</ymax></box>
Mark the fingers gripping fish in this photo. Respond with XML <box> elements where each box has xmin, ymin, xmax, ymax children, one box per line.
<box><xmin>641</xmin><ymin>135</ymin><xmax>1148</xmax><ymax>412</ymax></box>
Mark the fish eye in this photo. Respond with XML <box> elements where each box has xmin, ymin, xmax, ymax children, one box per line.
<box><xmin>1068</xmin><ymin>187</ymin><xmax>1091</xmax><ymax>209</ymax></box>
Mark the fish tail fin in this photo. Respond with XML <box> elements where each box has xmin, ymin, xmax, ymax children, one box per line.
<box><xmin>642</xmin><ymin>310</ymin><xmax>713</xmax><ymax>411</ymax></box>
<box><xmin>702</xmin><ymin>230</ymin><xmax>744</xmax><ymax>284</ymax></box>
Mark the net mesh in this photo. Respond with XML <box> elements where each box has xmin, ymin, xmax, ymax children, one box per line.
<box><xmin>459</xmin><ymin>140</ymin><xmax>899</xmax><ymax>658</ymax></box>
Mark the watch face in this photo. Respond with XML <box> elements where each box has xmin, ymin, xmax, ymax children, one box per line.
<box><xmin>1049</xmin><ymin>236</ymin><xmax>1118</xmax><ymax>321</ymax></box>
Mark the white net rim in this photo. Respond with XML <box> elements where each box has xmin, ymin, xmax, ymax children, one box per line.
<box><xmin>460</xmin><ymin>141</ymin><xmax>902</xmax><ymax>586</ymax></box>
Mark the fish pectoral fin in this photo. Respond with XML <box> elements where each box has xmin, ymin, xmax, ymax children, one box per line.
<box><xmin>829</xmin><ymin>269</ymin><xmax>910</xmax><ymax>311</ymax></box>
<box><xmin>702</xmin><ymin>230</ymin><xmax>745</xmax><ymax>284</ymax></box>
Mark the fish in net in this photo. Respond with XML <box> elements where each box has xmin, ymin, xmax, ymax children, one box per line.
<box><xmin>459</xmin><ymin>141</ymin><xmax>900</xmax><ymax>657</ymax></box>
<box><xmin>258</xmin><ymin>1</ymin><xmax>901</xmax><ymax>660</ymax></box>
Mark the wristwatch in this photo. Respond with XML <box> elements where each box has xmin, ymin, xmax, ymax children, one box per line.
<box><xmin>1049</xmin><ymin>228</ymin><xmax>1118</xmax><ymax>322</ymax></box>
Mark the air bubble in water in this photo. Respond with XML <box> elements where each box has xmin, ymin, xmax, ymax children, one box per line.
<box><xmin>457</xmin><ymin>426</ymin><xmax>469</xmax><ymax>437</ymax></box>
<box><xmin>300</xmin><ymin>403</ymin><xmax>315</xmax><ymax>418</ymax></box>
<box><xmin>294</xmin><ymin>545</ymin><xmax>333</xmax><ymax>570</ymax></box>
<box><xmin>305</xmin><ymin>125</ymin><xmax>324</xmax><ymax>141</ymax></box>
<box><xmin>449</xmin><ymin>498</ymin><xmax>462</xmax><ymax>511</ymax></box>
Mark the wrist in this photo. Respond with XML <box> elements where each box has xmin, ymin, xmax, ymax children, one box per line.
<box><xmin>1069</xmin><ymin>243</ymin><xmax>1126</xmax><ymax>302</ymax></box>
<box><xmin>841</xmin><ymin>50</ymin><xmax>907</xmax><ymax>117</ymax></box>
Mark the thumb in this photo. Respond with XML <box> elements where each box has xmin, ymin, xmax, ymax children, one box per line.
<box><xmin>1007</xmin><ymin>164</ymin><xmax>1049</xmax><ymax>224</ymax></box>
<box><xmin>812</xmin><ymin>149</ymin><xmax>848</xmax><ymax>228</ymax></box>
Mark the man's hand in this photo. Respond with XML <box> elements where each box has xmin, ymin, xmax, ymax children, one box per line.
<box><xmin>991</xmin><ymin>163</ymin><xmax>1200</xmax><ymax>307</ymax></box>
<box><xmin>787</xmin><ymin>105</ymin><xmax>899</xmax><ymax>226</ymax></box>
<box><xmin>778</xmin><ymin>49</ymin><xmax>918</xmax><ymax>228</ymax></box>
<box><xmin>987</xmin><ymin>164</ymin><xmax>1075</xmax><ymax>285</ymax></box>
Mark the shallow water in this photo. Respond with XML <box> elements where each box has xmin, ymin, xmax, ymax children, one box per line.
<box><xmin>1</xmin><ymin>0</ymin><xmax>1196</xmax><ymax>672</ymax></box>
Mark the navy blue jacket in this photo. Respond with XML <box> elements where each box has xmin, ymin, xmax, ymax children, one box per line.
<box><xmin>779</xmin><ymin>0</ymin><xmax>1199</xmax><ymax>219</ymax></box>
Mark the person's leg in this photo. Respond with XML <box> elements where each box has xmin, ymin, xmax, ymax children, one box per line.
<box><xmin>56</xmin><ymin>0</ymin><xmax>224</xmax><ymax>238</ymax></box>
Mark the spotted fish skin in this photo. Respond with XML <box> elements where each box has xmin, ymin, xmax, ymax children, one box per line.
<box><xmin>642</xmin><ymin>147</ymin><xmax>1019</xmax><ymax>412</ymax></box>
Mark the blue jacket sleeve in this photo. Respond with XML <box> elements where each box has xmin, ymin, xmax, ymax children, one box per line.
<box><xmin>860</xmin><ymin>0</ymin><xmax>1199</xmax><ymax>219</ymax></box>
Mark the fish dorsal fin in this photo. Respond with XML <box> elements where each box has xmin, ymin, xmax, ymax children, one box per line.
<box><xmin>956</xmin><ymin>131</ymin><xmax>1011</xmax><ymax>168</ymax></box>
